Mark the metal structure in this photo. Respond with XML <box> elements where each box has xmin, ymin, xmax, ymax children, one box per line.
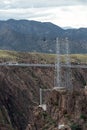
<box><xmin>39</xmin><ymin>37</ymin><xmax>86</xmax><ymax>109</ymax></box>
<box><xmin>54</xmin><ymin>37</ymin><xmax>72</xmax><ymax>90</ymax></box>
<box><xmin>54</xmin><ymin>37</ymin><xmax>61</xmax><ymax>88</ymax></box>
<box><xmin>64</xmin><ymin>38</ymin><xmax>72</xmax><ymax>90</ymax></box>
<box><xmin>0</xmin><ymin>63</ymin><xmax>86</xmax><ymax>68</ymax></box>
<box><xmin>39</xmin><ymin>88</ymin><xmax>52</xmax><ymax>111</ymax></box>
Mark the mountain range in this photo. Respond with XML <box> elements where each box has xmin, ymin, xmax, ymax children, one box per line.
<box><xmin>0</xmin><ymin>19</ymin><xmax>87</xmax><ymax>53</ymax></box>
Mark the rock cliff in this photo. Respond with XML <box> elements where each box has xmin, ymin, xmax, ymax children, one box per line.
<box><xmin>31</xmin><ymin>89</ymin><xmax>87</xmax><ymax>130</ymax></box>
<box><xmin>0</xmin><ymin>66</ymin><xmax>87</xmax><ymax>130</ymax></box>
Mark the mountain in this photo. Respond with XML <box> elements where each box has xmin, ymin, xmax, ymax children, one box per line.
<box><xmin>0</xmin><ymin>19</ymin><xmax>87</xmax><ymax>53</ymax></box>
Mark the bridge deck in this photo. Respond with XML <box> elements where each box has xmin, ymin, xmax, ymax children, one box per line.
<box><xmin>0</xmin><ymin>63</ymin><xmax>87</xmax><ymax>68</ymax></box>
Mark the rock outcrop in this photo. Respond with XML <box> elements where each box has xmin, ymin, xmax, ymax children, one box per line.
<box><xmin>0</xmin><ymin>66</ymin><xmax>54</xmax><ymax>130</ymax></box>
<box><xmin>0</xmin><ymin>66</ymin><xmax>87</xmax><ymax>130</ymax></box>
<box><xmin>31</xmin><ymin>89</ymin><xmax>87</xmax><ymax>130</ymax></box>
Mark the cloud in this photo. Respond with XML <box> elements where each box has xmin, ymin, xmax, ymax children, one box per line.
<box><xmin>0</xmin><ymin>0</ymin><xmax>15</xmax><ymax>9</ymax></box>
<box><xmin>0</xmin><ymin>0</ymin><xmax>87</xmax><ymax>28</ymax></box>
<box><xmin>0</xmin><ymin>0</ymin><xmax>87</xmax><ymax>9</ymax></box>
<box><xmin>0</xmin><ymin>5</ymin><xmax>87</xmax><ymax>28</ymax></box>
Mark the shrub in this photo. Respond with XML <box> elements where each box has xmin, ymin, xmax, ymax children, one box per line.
<box><xmin>70</xmin><ymin>123</ymin><xmax>81</xmax><ymax>130</ymax></box>
<box><xmin>80</xmin><ymin>114</ymin><xmax>86</xmax><ymax>120</ymax></box>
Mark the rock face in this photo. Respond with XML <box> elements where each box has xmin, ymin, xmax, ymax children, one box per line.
<box><xmin>0</xmin><ymin>66</ymin><xmax>87</xmax><ymax>130</ymax></box>
<box><xmin>47</xmin><ymin>90</ymin><xmax>87</xmax><ymax>129</ymax></box>
<box><xmin>31</xmin><ymin>89</ymin><xmax>87</xmax><ymax>130</ymax></box>
<box><xmin>0</xmin><ymin>66</ymin><xmax>54</xmax><ymax>130</ymax></box>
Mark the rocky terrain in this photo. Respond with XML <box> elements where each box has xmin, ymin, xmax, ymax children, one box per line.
<box><xmin>0</xmin><ymin>66</ymin><xmax>87</xmax><ymax>130</ymax></box>
<box><xmin>31</xmin><ymin>89</ymin><xmax>87</xmax><ymax>130</ymax></box>
<box><xmin>0</xmin><ymin>66</ymin><xmax>54</xmax><ymax>130</ymax></box>
<box><xmin>0</xmin><ymin>52</ymin><xmax>87</xmax><ymax>130</ymax></box>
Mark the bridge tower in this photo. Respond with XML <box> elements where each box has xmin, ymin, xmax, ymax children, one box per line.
<box><xmin>54</xmin><ymin>37</ymin><xmax>72</xmax><ymax>90</ymax></box>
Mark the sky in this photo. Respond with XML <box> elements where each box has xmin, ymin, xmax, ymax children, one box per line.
<box><xmin>0</xmin><ymin>0</ymin><xmax>87</xmax><ymax>28</ymax></box>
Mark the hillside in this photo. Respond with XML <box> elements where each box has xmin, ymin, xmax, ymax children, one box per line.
<box><xmin>0</xmin><ymin>51</ymin><xmax>87</xmax><ymax>130</ymax></box>
<box><xmin>0</xmin><ymin>50</ymin><xmax>87</xmax><ymax>64</ymax></box>
<box><xmin>0</xmin><ymin>19</ymin><xmax>87</xmax><ymax>53</ymax></box>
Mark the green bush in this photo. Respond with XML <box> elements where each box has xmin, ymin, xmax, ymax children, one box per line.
<box><xmin>70</xmin><ymin>123</ymin><xmax>81</xmax><ymax>130</ymax></box>
<box><xmin>80</xmin><ymin>114</ymin><xmax>86</xmax><ymax>120</ymax></box>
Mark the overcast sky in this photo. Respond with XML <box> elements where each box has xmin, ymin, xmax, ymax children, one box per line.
<box><xmin>0</xmin><ymin>0</ymin><xmax>87</xmax><ymax>28</ymax></box>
